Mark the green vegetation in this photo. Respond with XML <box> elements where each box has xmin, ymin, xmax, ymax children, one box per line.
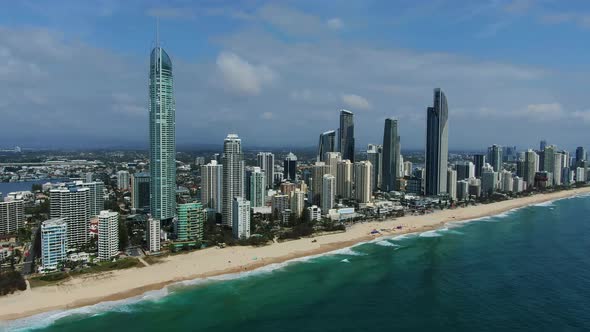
<box><xmin>71</xmin><ymin>258</ymin><xmax>142</xmax><ymax>275</ymax></box>
<box><xmin>142</xmin><ymin>256</ymin><xmax>164</xmax><ymax>265</ymax></box>
<box><xmin>29</xmin><ymin>272</ymin><xmax>70</xmax><ymax>288</ymax></box>
<box><xmin>0</xmin><ymin>271</ymin><xmax>27</xmax><ymax>295</ymax></box>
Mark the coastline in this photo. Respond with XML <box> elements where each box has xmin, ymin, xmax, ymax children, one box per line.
<box><xmin>2</xmin><ymin>187</ymin><xmax>589</xmax><ymax>322</ymax></box>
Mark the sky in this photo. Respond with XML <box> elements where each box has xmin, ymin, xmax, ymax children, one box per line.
<box><xmin>0</xmin><ymin>0</ymin><xmax>589</xmax><ymax>151</ymax></box>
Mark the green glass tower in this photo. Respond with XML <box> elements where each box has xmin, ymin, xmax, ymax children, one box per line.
<box><xmin>149</xmin><ymin>45</ymin><xmax>176</xmax><ymax>221</ymax></box>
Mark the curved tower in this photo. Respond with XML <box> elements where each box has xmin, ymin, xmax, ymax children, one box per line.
<box><xmin>425</xmin><ymin>88</ymin><xmax>449</xmax><ymax>196</ymax></box>
<box><xmin>149</xmin><ymin>46</ymin><xmax>176</xmax><ymax>221</ymax></box>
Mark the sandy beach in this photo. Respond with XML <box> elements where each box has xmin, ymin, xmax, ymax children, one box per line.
<box><xmin>1</xmin><ymin>187</ymin><xmax>589</xmax><ymax>321</ymax></box>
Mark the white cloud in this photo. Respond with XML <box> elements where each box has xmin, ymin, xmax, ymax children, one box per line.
<box><xmin>326</xmin><ymin>18</ymin><xmax>344</xmax><ymax>30</ymax></box>
<box><xmin>341</xmin><ymin>94</ymin><xmax>371</xmax><ymax>111</ymax></box>
<box><xmin>521</xmin><ymin>103</ymin><xmax>565</xmax><ymax>118</ymax></box>
<box><xmin>216</xmin><ymin>52</ymin><xmax>276</xmax><ymax>96</ymax></box>
<box><xmin>260</xmin><ymin>112</ymin><xmax>274</xmax><ymax>120</ymax></box>
<box><xmin>572</xmin><ymin>110</ymin><xmax>590</xmax><ymax>122</ymax></box>
<box><xmin>146</xmin><ymin>7</ymin><xmax>194</xmax><ymax>19</ymax></box>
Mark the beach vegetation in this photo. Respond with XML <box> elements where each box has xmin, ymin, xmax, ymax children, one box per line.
<box><xmin>0</xmin><ymin>271</ymin><xmax>27</xmax><ymax>295</ymax></box>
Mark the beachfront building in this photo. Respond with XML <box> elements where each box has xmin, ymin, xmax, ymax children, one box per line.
<box><xmin>232</xmin><ymin>197</ymin><xmax>251</xmax><ymax>239</ymax></box>
<box><xmin>481</xmin><ymin>164</ymin><xmax>498</xmax><ymax>197</ymax></box>
<box><xmin>0</xmin><ymin>200</ymin><xmax>24</xmax><ymax>236</ymax></box>
<box><xmin>290</xmin><ymin>189</ymin><xmax>305</xmax><ymax>219</ymax></box>
<box><xmin>321</xmin><ymin>174</ymin><xmax>336</xmax><ymax>214</ymax></box>
<box><xmin>487</xmin><ymin>144</ymin><xmax>503</xmax><ymax>172</ymax></box>
<box><xmin>50</xmin><ymin>186</ymin><xmax>90</xmax><ymax>248</ymax></box>
<box><xmin>500</xmin><ymin>170</ymin><xmax>514</xmax><ymax>193</ymax></box>
<box><xmin>40</xmin><ymin>218</ymin><xmax>67</xmax><ymax>272</ymax></box>
<box><xmin>176</xmin><ymin>202</ymin><xmax>205</xmax><ymax>241</ymax></box>
<box><xmin>147</xmin><ymin>218</ymin><xmax>161</xmax><ymax>253</ymax></box>
<box><xmin>325</xmin><ymin>152</ymin><xmax>342</xmax><ymax>178</ymax></box>
<box><xmin>222</xmin><ymin>134</ymin><xmax>245</xmax><ymax>227</ymax></box>
<box><xmin>149</xmin><ymin>43</ymin><xmax>177</xmax><ymax>222</ymax></box>
<box><xmin>354</xmin><ymin>161</ymin><xmax>372</xmax><ymax>203</ymax></box>
<box><xmin>382</xmin><ymin>118</ymin><xmax>400</xmax><ymax>192</ymax></box>
<box><xmin>201</xmin><ymin>160</ymin><xmax>223</xmax><ymax>213</ymax></box>
<box><xmin>425</xmin><ymin>88</ymin><xmax>449</xmax><ymax>195</ymax></box>
<box><xmin>457</xmin><ymin>180</ymin><xmax>469</xmax><ymax>201</ymax></box>
<box><xmin>513</xmin><ymin>177</ymin><xmax>525</xmax><ymax>193</ymax></box>
<box><xmin>271</xmin><ymin>194</ymin><xmax>290</xmax><ymax>221</ymax></box>
<box><xmin>98</xmin><ymin>210</ymin><xmax>119</xmax><ymax>261</ymax></box>
<box><xmin>447</xmin><ymin>169</ymin><xmax>457</xmax><ymax>200</ymax></box>
<box><xmin>307</xmin><ymin>205</ymin><xmax>322</xmax><ymax>222</ymax></box>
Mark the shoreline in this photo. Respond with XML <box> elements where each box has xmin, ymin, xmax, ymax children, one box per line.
<box><xmin>2</xmin><ymin>187</ymin><xmax>590</xmax><ymax>322</ymax></box>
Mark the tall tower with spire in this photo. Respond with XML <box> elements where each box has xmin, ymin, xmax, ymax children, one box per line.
<box><xmin>149</xmin><ymin>25</ymin><xmax>176</xmax><ymax>221</ymax></box>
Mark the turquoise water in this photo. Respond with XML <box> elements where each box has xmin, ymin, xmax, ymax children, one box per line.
<box><xmin>5</xmin><ymin>194</ymin><xmax>590</xmax><ymax>331</ymax></box>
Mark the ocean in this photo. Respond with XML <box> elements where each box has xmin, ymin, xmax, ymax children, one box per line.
<box><xmin>4</xmin><ymin>193</ymin><xmax>590</xmax><ymax>331</ymax></box>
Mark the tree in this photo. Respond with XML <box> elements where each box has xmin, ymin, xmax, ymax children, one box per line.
<box><xmin>118</xmin><ymin>218</ymin><xmax>129</xmax><ymax>250</ymax></box>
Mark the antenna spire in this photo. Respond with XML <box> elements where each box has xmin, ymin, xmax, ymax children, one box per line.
<box><xmin>155</xmin><ymin>17</ymin><xmax>160</xmax><ymax>48</ymax></box>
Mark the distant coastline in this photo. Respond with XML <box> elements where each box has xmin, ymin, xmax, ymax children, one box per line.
<box><xmin>1</xmin><ymin>186</ymin><xmax>590</xmax><ymax>322</ymax></box>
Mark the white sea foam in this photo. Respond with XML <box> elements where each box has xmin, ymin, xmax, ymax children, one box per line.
<box><xmin>329</xmin><ymin>247</ymin><xmax>367</xmax><ymax>256</ymax></box>
<box><xmin>391</xmin><ymin>233</ymin><xmax>419</xmax><ymax>241</ymax></box>
<box><xmin>419</xmin><ymin>230</ymin><xmax>442</xmax><ymax>238</ymax></box>
<box><xmin>341</xmin><ymin>258</ymin><xmax>350</xmax><ymax>263</ymax></box>
<box><xmin>374</xmin><ymin>240</ymin><xmax>400</xmax><ymax>247</ymax></box>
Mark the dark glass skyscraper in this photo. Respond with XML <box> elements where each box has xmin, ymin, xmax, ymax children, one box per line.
<box><xmin>317</xmin><ymin>130</ymin><xmax>336</xmax><ymax>162</ymax></box>
<box><xmin>283</xmin><ymin>152</ymin><xmax>297</xmax><ymax>181</ymax></box>
<box><xmin>382</xmin><ymin>118</ymin><xmax>400</xmax><ymax>192</ymax></box>
<box><xmin>576</xmin><ymin>146</ymin><xmax>586</xmax><ymax>166</ymax></box>
<box><xmin>425</xmin><ymin>88</ymin><xmax>449</xmax><ymax>196</ymax></box>
<box><xmin>149</xmin><ymin>45</ymin><xmax>176</xmax><ymax>221</ymax></box>
<box><xmin>338</xmin><ymin>110</ymin><xmax>355</xmax><ymax>162</ymax></box>
<box><xmin>474</xmin><ymin>154</ymin><xmax>485</xmax><ymax>178</ymax></box>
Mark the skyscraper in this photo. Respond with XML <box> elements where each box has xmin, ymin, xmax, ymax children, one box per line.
<box><xmin>40</xmin><ymin>218</ymin><xmax>67</xmax><ymax>272</ymax></box>
<box><xmin>257</xmin><ymin>152</ymin><xmax>275</xmax><ymax>189</ymax></box>
<box><xmin>149</xmin><ymin>43</ymin><xmax>176</xmax><ymax>221</ymax></box>
<box><xmin>283</xmin><ymin>152</ymin><xmax>297</xmax><ymax>182</ymax></box>
<box><xmin>249</xmin><ymin>167</ymin><xmax>266</xmax><ymax>208</ymax></box>
<box><xmin>336</xmin><ymin>159</ymin><xmax>353</xmax><ymax>199</ymax></box>
<box><xmin>338</xmin><ymin>110</ymin><xmax>355</xmax><ymax>162</ymax></box>
<box><xmin>50</xmin><ymin>186</ymin><xmax>90</xmax><ymax>248</ymax></box>
<box><xmin>0</xmin><ymin>200</ymin><xmax>24</xmax><ymax>236</ymax></box>
<box><xmin>311</xmin><ymin>162</ymin><xmax>331</xmax><ymax>205</ymax></box>
<box><xmin>222</xmin><ymin>134</ymin><xmax>245</xmax><ymax>226</ymax></box>
<box><xmin>78</xmin><ymin>181</ymin><xmax>105</xmax><ymax>217</ymax></box>
<box><xmin>540</xmin><ymin>140</ymin><xmax>547</xmax><ymax>151</ymax></box>
<box><xmin>232</xmin><ymin>197</ymin><xmax>250</xmax><ymax>239</ymax></box>
<box><xmin>487</xmin><ymin>144</ymin><xmax>503</xmax><ymax>172</ymax></box>
<box><xmin>382</xmin><ymin>118</ymin><xmax>400</xmax><ymax>192</ymax></box>
<box><xmin>366</xmin><ymin>144</ymin><xmax>382</xmax><ymax>191</ymax></box>
<box><xmin>473</xmin><ymin>154</ymin><xmax>486</xmax><ymax>178</ymax></box>
<box><xmin>576</xmin><ymin>146</ymin><xmax>586</xmax><ymax>166</ymax></box>
<box><xmin>321</xmin><ymin>174</ymin><xmax>336</xmax><ymax>214</ymax></box>
<box><xmin>317</xmin><ymin>130</ymin><xmax>336</xmax><ymax>162</ymax></box>
<box><xmin>325</xmin><ymin>152</ymin><xmax>342</xmax><ymax>178</ymax></box>
<box><xmin>354</xmin><ymin>161</ymin><xmax>372</xmax><ymax>203</ymax></box>
<box><xmin>447</xmin><ymin>169</ymin><xmax>457</xmax><ymax>200</ymax></box>
<box><xmin>131</xmin><ymin>174</ymin><xmax>150</xmax><ymax>212</ymax></box>
<box><xmin>97</xmin><ymin>210</ymin><xmax>119</xmax><ymax>261</ymax></box>
<box><xmin>425</xmin><ymin>88</ymin><xmax>449</xmax><ymax>196</ymax></box>
<box><xmin>201</xmin><ymin>160</ymin><xmax>223</xmax><ymax>213</ymax></box>
<box><xmin>524</xmin><ymin>149</ymin><xmax>538</xmax><ymax>189</ymax></box>
<box><xmin>146</xmin><ymin>217</ymin><xmax>161</xmax><ymax>253</ymax></box>
<box><xmin>117</xmin><ymin>170</ymin><xmax>130</xmax><ymax>190</ymax></box>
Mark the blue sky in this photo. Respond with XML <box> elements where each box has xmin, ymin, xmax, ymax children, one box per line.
<box><xmin>0</xmin><ymin>0</ymin><xmax>589</xmax><ymax>151</ymax></box>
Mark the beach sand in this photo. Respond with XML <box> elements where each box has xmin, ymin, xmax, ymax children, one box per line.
<box><xmin>1</xmin><ymin>187</ymin><xmax>589</xmax><ymax>321</ymax></box>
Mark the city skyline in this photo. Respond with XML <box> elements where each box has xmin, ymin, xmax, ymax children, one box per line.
<box><xmin>1</xmin><ymin>1</ymin><xmax>589</xmax><ymax>151</ymax></box>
